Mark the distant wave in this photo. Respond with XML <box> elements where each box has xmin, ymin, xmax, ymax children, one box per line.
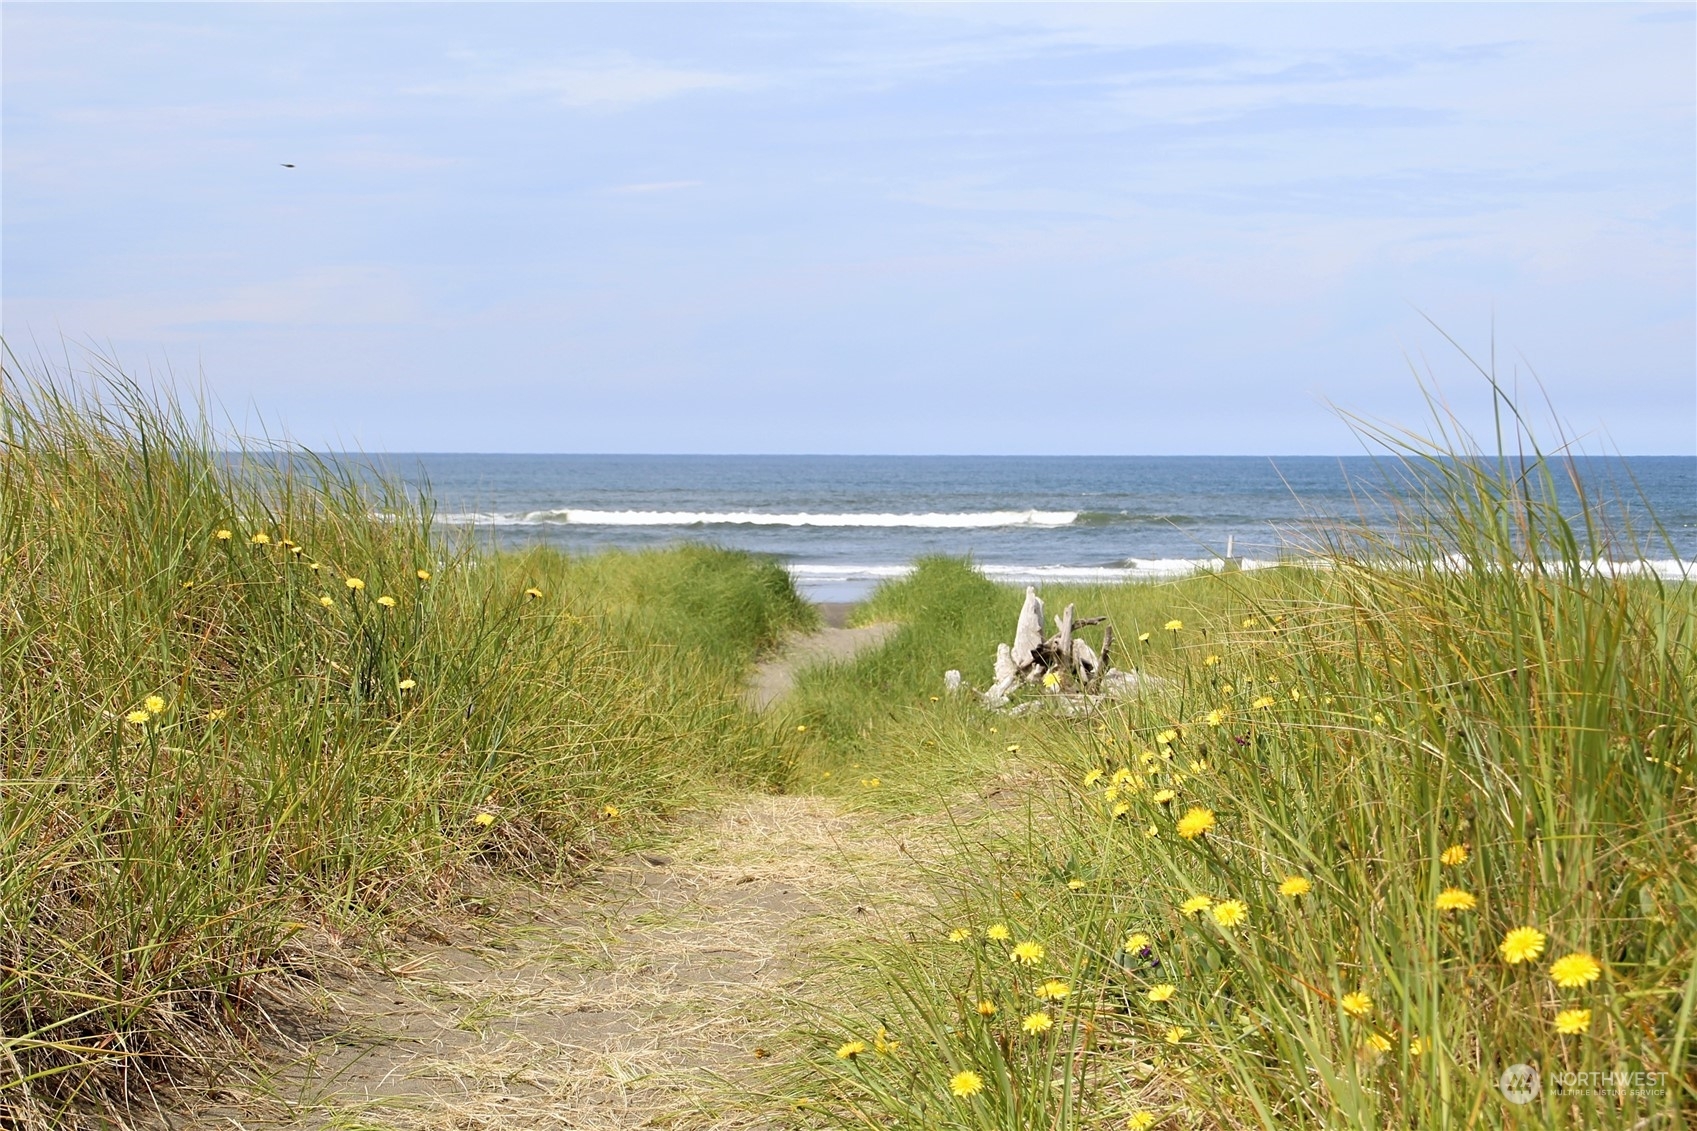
<box><xmin>434</xmin><ymin>508</ymin><xmax>1080</xmax><ymax>529</ymax></box>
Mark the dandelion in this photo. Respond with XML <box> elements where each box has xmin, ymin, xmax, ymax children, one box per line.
<box><xmin>949</xmin><ymin>1070</ymin><xmax>985</xmax><ymax>1098</ymax></box>
<box><xmin>836</xmin><ymin>1040</ymin><xmax>866</xmax><ymax>1059</ymax></box>
<box><xmin>1083</xmin><ymin>768</ymin><xmax>1105</xmax><ymax>787</ymax></box>
<box><xmin>1042</xmin><ymin>672</ymin><xmax>1061</xmax><ymax>689</ymax></box>
<box><xmin>206</xmin><ymin>708</ymin><xmax>227</xmax><ymax>721</ymax></box>
<box><xmin>796</xmin><ymin>725</ymin><xmax>807</xmax><ymax>732</ymax></box>
<box><xmin>318</xmin><ymin>595</ymin><xmax>335</xmax><ymax>607</ymax></box>
<box><xmin>181</xmin><ymin>580</ymin><xmax>195</xmax><ymax>589</ymax></box>
<box><xmin>416</xmin><ymin>568</ymin><xmax>431</xmax><ymax>580</ymax></box>
<box><xmin>345</xmin><ymin>577</ymin><xmax>365</xmax><ymax>591</ymax></box>
<box><xmin>1372</xmin><ymin>712</ymin><xmax>1386</xmax><ymax>725</ymax></box>
<box><xmin>1123</xmin><ymin>932</ymin><xmax>1149</xmax><ymax>952</ymax></box>
<box><xmin>1176</xmin><ymin>807</ymin><xmax>1216</xmax><ymax>839</ymax></box>
<box><xmin>1037</xmin><ymin>980</ymin><xmax>1070</xmax><ymax>1000</ymax></box>
<box><xmin>1113</xmin><ymin>802</ymin><xmax>1131</xmax><ymax>817</ymax></box>
<box><xmin>1152</xmin><ymin>788</ymin><xmax>1176</xmax><ymax>805</ymax></box>
<box><xmin>398</xmin><ymin>678</ymin><xmax>416</xmax><ymax>690</ymax></box>
<box><xmin>1066</xmin><ymin>878</ymin><xmax>1085</xmax><ymax>891</ymax></box>
<box><xmin>524</xmin><ymin>587</ymin><xmax>543</xmax><ymax>599</ymax></box>
<box><xmin>1206</xmin><ymin>709</ymin><xmax>1226</xmax><ymax>727</ymax></box>
<box><xmin>1011</xmin><ymin>940</ymin><xmax>1045</xmax><ymax>966</ymax></box>
<box><xmin>144</xmin><ymin>695</ymin><xmax>166</xmax><ymax>714</ymax></box>
<box><xmin>1434</xmin><ymin>888</ymin><xmax>1477</xmax><ymax>912</ymax></box>
<box><xmin>1241</xmin><ymin>617</ymin><xmax>1257</xmax><ymax>628</ymax></box>
<box><xmin>1144</xmin><ymin>823</ymin><xmax>1158</xmax><ymax>837</ymax></box>
<box><xmin>1549</xmin><ymin>952</ymin><xmax>1601</xmax><ymax>988</ymax></box>
<box><xmin>1554</xmin><ymin>1008</ymin><xmax>1591</xmax><ymax>1035</ymax></box>
<box><xmin>125</xmin><ymin>710</ymin><xmax>151</xmax><ymax>725</ymax></box>
<box><xmin>1252</xmin><ymin>695</ymin><xmax>1275</xmax><ymax>710</ymax></box>
<box><xmin>1279</xmin><ymin>876</ymin><xmax>1312</xmax><ymax>898</ymax></box>
<box><xmin>601</xmin><ymin>804</ymin><xmax>621</xmax><ymax>818</ymax></box>
<box><xmin>1211</xmin><ymin>900</ymin><xmax>1248</xmax><ymax>928</ymax></box>
<box><xmin>1138</xmin><ymin>632</ymin><xmax>1151</xmax><ymax>643</ymax></box>
<box><xmin>948</xmin><ymin>928</ymin><xmax>971</xmax><ymax>942</ymax></box>
<box><xmin>1409</xmin><ymin>1036</ymin><xmax>1428</xmax><ymax>1055</ymax></box>
<box><xmin>976</xmin><ymin>999</ymin><xmax>997</xmax><ymax>1016</ymax></box>
<box><xmin>1290</xmin><ymin>689</ymin><xmax>1302</xmax><ymax>701</ymax></box>
<box><xmin>1180</xmin><ymin>895</ymin><xmax>1212</xmax><ymax>917</ymax></box>
<box><xmin>1157</xmin><ymin>729</ymin><xmax>1178</xmax><ymax>745</ymax></box>
<box><xmin>215</xmin><ymin>529</ymin><xmax>233</xmax><ymax>541</ymax></box>
<box><xmin>308</xmin><ymin>562</ymin><xmax>323</xmax><ymax>571</ymax></box>
<box><xmin>1164</xmin><ymin>619</ymin><xmax>1183</xmax><ymax>632</ymax></box>
<box><xmin>1005</xmin><ymin>744</ymin><xmax>1020</xmax><ymax>753</ymax></box>
<box><xmin>1204</xmin><ymin>654</ymin><xmax>1221</xmax><ymax>666</ymax></box>
<box><xmin>376</xmin><ymin>595</ymin><xmax>397</xmax><ymax>608</ymax></box>
<box><xmin>1112</xmin><ymin>767</ymin><xmax>1136</xmax><ymax>786</ymax></box>
<box><xmin>1221</xmin><ymin>682</ymin><xmax>1234</xmax><ymax>694</ymax></box>
<box><xmin>1021</xmin><ymin>1011</ymin><xmax>1053</xmax><ymax>1035</ymax></box>
<box><xmin>986</xmin><ymin>924</ymin><xmax>1011</xmax><ymax>941</ymax></box>
<box><xmin>473</xmin><ymin>812</ymin><xmax>496</xmax><ymax>827</ymax></box>
<box><xmin>1189</xmin><ymin>759</ymin><xmax>1207</xmax><ymax>773</ymax></box>
<box><xmin>1440</xmin><ymin>844</ymin><xmax>1469</xmax><ymax>866</ymax></box>
<box><xmin>1499</xmin><ymin>927</ymin><xmax>1548</xmax><ymax>965</ymax></box>
<box><xmin>1341</xmin><ymin>992</ymin><xmax>1373</xmax><ymax>1018</ymax></box>
<box><xmin>1365</xmin><ymin>1032</ymin><xmax>1392</xmax><ymax>1054</ymax></box>
<box><xmin>250</xmin><ymin>532</ymin><xmax>270</xmax><ymax>545</ymax></box>
<box><xmin>874</xmin><ymin>1028</ymin><xmax>900</xmax><ymax>1055</ymax></box>
<box><xmin>1164</xmin><ymin>1026</ymin><xmax>1188</xmax><ymax>1044</ymax></box>
<box><xmin>1128</xmin><ymin>1115</ymin><xmax>1156</xmax><ymax>1131</ymax></box>
<box><xmin>1146</xmin><ymin>983</ymin><xmax>1176</xmax><ymax>1002</ymax></box>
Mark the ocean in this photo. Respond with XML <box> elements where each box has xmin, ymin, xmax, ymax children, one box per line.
<box><xmin>367</xmin><ymin>455</ymin><xmax>1697</xmax><ymax>602</ymax></box>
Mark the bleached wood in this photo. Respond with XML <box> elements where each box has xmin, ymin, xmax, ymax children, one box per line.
<box><xmin>1011</xmin><ymin>587</ymin><xmax>1044</xmax><ymax>668</ymax></box>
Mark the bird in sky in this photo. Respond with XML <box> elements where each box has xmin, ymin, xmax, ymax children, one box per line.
<box><xmin>280</xmin><ymin>163</ymin><xmax>296</xmax><ymax>168</ymax></box>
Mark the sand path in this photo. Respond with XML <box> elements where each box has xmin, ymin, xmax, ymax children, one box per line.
<box><xmin>210</xmin><ymin>612</ymin><xmax>910</xmax><ymax>1129</ymax></box>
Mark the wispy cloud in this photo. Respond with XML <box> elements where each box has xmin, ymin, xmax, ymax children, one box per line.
<box><xmin>411</xmin><ymin>52</ymin><xmax>755</xmax><ymax>109</ymax></box>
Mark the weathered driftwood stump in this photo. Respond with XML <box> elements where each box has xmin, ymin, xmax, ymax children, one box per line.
<box><xmin>976</xmin><ymin>586</ymin><xmax>1158</xmax><ymax>709</ymax></box>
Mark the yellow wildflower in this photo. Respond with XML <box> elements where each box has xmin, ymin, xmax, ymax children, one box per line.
<box><xmin>874</xmin><ymin>1028</ymin><xmax>899</xmax><ymax>1055</ymax></box>
<box><xmin>1163</xmin><ymin>619</ymin><xmax>1183</xmax><ymax>632</ymax></box>
<box><xmin>250</xmin><ymin>532</ymin><xmax>270</xmax><ymax>545</ymax></box>
<box><xmin>1211</xmin><ymin>899</ymin><xmax>1248</xmax><ymax>928</ymax></box>
<box><xmin>860</xmin><ymin>777</ymin><xmax>880</xmax><ymax>787</ymax></box>
<box><xmin>398</xmin><ymin>678</ymin><xmax>416</xmax><ymax>690</ymax></box>
<box><xmin>473</xmin><ymin>812</ymin><xmax>496</xmax><ymax>827</ymax></box>
<box><xmin>1152</xmin><ymin>789</ymin><xmax>1176</xmax><ymax>805</ymax></box>
<box><xmin>1175</xmin><ymin>807</ymin><xmax>1215</xmax><ymax>839</ymax></box>
<box><xmin>1146</xmin><ymin>983</ymin><xmax>1175</xmax><ymax>1002</ymax></box>
<box><xmin>986</xmin><ymin>924</ymin><xmax>1011</xmax><ymax>941</ymax></box>
<box><xmin>1206</xmin><ymin>709</ymin><xmax>1226</xmax><ymax>727</ymax></box>
<box><xmin>1066</xmin><ymin>878</ymin><xmax>1085</xmax><ymax>891</ymax></box>
<box><xmin>1179</xmin><ymin>895</ymin><xmax>1212</xmax><ymax>917</ymax></box>
<box><xmin>1113</xmin><ymin>802</ymin><xmax>1131</xmax><ymax>817</ymax></box>
<box><xmin>206</xmin><ymin>708</ymin><xmax>227</xmax><ymax>721</ymax></box>
<box><xmin>976</xmin><ymin>999</ymin><xmax>997</xmax><ymax>1017</ymax></box>
<box><xmin>215</xmin><ymin>529</ymin><xmax>233</xmax><ymax>541</ymax></box>
<box><xmin>1278</xmin><ymin>876</ymin><xmax>1312</xmax><ymax>897</ymax></box>
<box><xmin>1440</xmin><ymin>844</ymin><xmax>1469</xmax><ymax>866</ymax></box>
<box><xmin>376</xmin><ymin>595</ymin><xmax>397</xmax><ymax>608</ymax></box>
<box><xmin>524</xmin><ymin>587</ymin><xmax>543</xmax><ymax>599</ymax></box>
<box><xmin>1128</xmin><ymin>1115</ymin><xmax>1156</xmax><ymax>1131</ymax></box>
<box><xmin>1036</xmin><ymin>980</ymin><xmax>1070</xmax><ymax>1001</ymax></box>
<box><xmin>144</xmin><ymin>695</ymin><xmax>166</xmax><ymax>715</ymax></box>
<box><xmin>948</xmin><ymin>928</ymin><xmax>971</xmax><ymax>942</ymax></box>
<box><xmin>1241</xmin><ymin>617</ymin><xmax>1257</xmax><ymax>628</ymax></box>
<box><xmin>1499</xmin><ymin>926</ymin><xmax>1548</xmax><ymax>965</ymax></box>
<box><xmin>1083</xmin><ymin>769</ymin><xmax>1105</xmax><ymax>787</ymax></box>
<box><xmin>1410</xmin><ymin>1036</ymin><xmax>1428</xmax><ymax>1055</ymax></box>
<box><xmin>344</xmin><ymin>576</ymin><xmax>365</xmax><ymax>591</ymax></box>
<box><xmin>949</xmin><ymin>1069</ymin><xmax>984</xmax><ymax>1097</ymax></box>
<box><xmin>1111</xmin><ymin>767</ymin><xmax>1135</xmax><ymax>786</ymax></box>
<box><xmin>1204</xmin><ymin>654</ymin><xmax>1221</xmax><ymax>666</ymax></box>
<box><xmin>1434</xmin><ymin>887</ymin><xmax>1477</xmax><ymax>912</ymax></box>
<box><xmin>1549</xmin><ymin>952</ymin><xmax>1601</xmax><ymax>988</ymax></box>
<box><xmin>1011</xmin><ymin>940</ymin><xmax>1045</xmax><ymax>966</ymax></box>
<box><xmin>1157</xmin><ymin>728</ymin><xmax>1178</xmax><ymax>745</ymax></box>
<box><xmin>318</xmin><ymin>595</ymin><xmax>335</xmax><ymax>607</ymax></box>
<box><xmin>1123</xmin><ymin>932</ymin><xmax>1149</xmax><ymax>952</ymax></box>
<box><xmin>1554</xmin><ymin>1008</ymin><xmax>1591</xmax><ymax>1035</ymax></box>
<box><xmin>1252</xmin><ymin>695</ymin><xmax>1275</xmax><ymax>710</ymax></box>
<box><xmin>1365</xmin><ymin>1032</ymin><xmax>1392</xmax><ymax>1054</ymax></box>
<box><xmin>1041</xmin><ymin>671</ymin><xmax>1060</xmax><ymax>689</ymax></box>
<box><xmin>1164</xmin><ymin>1026</ymin><xmax>1188</xmax><ymax>1043</ymax></box>
<box><xmin>600</xmin><ymin>804</ymin><xmax>620</xmax><ymax>818</ymax></box>
<box><xmin>1341</xmin><ymin>992</ymin><xmax>1373</xmax><ymax>1018</ymax></box>
<box><xmin>1137</xmin><ymin>632</ymin><xmax>1151</xmax><ymax>643</ymax></box>
<box><xmin>125</xmin><ymin>709</ymin><xmax>151</xmax><ymax>725</ymax></box>
<box><xmin>1372</xmin><ymin>712</ymin><xmax>1386</xmax><ymax>725</ymax></box>
<box><xmin>836</xmin><ymin>1040</ymin><xmax>866</xmax><ymax>1059</ymax></box>
<box><xmin>1021</xmin><ymin>1011</ymin><xmax>1053</xmax><ymax>1035</ymax></box>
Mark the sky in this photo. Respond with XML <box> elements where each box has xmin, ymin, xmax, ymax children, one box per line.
<box><xmin>3</xmin><ymin>2</ymin><xmax>1693</xmax><ymax>454</ymax></box>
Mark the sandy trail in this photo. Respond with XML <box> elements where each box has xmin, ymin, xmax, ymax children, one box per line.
<box><xmin>201</xmin><ymin>612</ymin><xmax>910</xmax><ymax>1130</ymax></box>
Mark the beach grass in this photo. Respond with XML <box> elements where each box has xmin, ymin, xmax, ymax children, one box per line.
<box><xmin>0</xmin><ymin>367</ymin><xmax>813</xmax><ymax>1125</ymax></box>
<box><xmin>780</xmin><ymin>400</ymin><xmax>1695</xmax><ymax>1127</ymax></box>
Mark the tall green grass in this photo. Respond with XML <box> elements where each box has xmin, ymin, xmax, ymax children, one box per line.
<box><xmin>786</xmin><ymin>400</ymin><xmax>1694</xmax><ymax>1127</ymax></box>
<box><xmin>0</xmin><ymin>365</ymin><xmax>811</xmax><ymax>1124</ymax></box>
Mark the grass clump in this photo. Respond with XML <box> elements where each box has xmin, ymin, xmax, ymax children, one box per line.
<box><xmin>784</xmin><ymin>396</ymin><xmax>1694</xmax><ymax>1128</ymax></box>
<box><xmin>0</xmin><ymin>365</ymin><xmax>810</xmax><ymax>1123</ymax></box>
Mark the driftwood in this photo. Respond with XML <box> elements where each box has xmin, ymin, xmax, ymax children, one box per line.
<box><xmin>973</xmin><ymin>593</ymin><xmax>1164</xmax><ymax>708</ymax></box>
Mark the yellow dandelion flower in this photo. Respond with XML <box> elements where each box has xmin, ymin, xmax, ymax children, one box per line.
<box><xmin>1144</xmin><ymin>823</ymin><xmax>1159</xmax><ymax>837</ymax></box>
<box><xmin>1340</xmin><ymin>992</ymin><xmax>1373</xmax><ymax>1018</ymax></box>
<box><xmin>1206</xmin><ymin>708</ymin><xmax>1226</xmax><ymax>727</ymax></box>
<box><xmin>1290</xmin><ymin>688</ymin><xmax>1302</xmax><ymax>701</ymax></box>
<box><xmin>1204</xmin><ymin>654</ymin><xmax>1221</xmax><ymax>666</ymax></box>
<box><xmin>1111</xmin><ymin>767</ymin><xmax>1135</xmax><ymax>786</ymax></box>
<box><xmin>1434</xmin><ymin>888</ymin><xmax>1477</xmax><ymax>912</ymax></box>
<box><xmin>1152</xmin><ymin>789</ymin><xmax>1176</xmax><ymax>805</ymax></box>
<box><xmin>836</xmin><ymin>1040</ymin><xmax>866</xmax><ymax>1059</ymax></box>
<box><xmin>1011</xmin><ymin>940</ymin><xmax>1045</xmax><ymax>966</ymax></box>
<box><xmin>376</xmin><ymin>595</ymin><xmax>397</xmax><ymax>608</ymax></box>
<box><xmin>215</xmin><ymin>529</ymin><xmax>233</xmax><ymax>541</ymax></box>
<box><xmin>1549</xmin><ymin>952</ymin><xmax>1601</xmax><ymax>988</ymax></box>
<box><xmin>1211</xmin><ymin>899</ymin><xmax>1248</xmax><ymax>928</ymax></box>
<box><xmin>874</xmin><ymin>1028</ymin><xmax>899</xmax><ymax>1055</ymax></box>
<box><xmin>795</xmin><ymin>724</ymin><xmax>807</xmax><ymax>732</ymax></box>
<box><xmin>144</xmin><ymin>695</ymin><xmax>166</xmax><ymax>715</ymax></box>
<box><xmin>1066</xmin><ymin>878</ymin><xmax>1085</xmax><ymax>891</ymax></box>
<box><xmin>318</xmin><ymin>595</ymin><xmax>335</xmax><ymax>607</ymax></box>
<box><xmin>1123</xmin><ymin>932</ymin><xmax>1149</xmax><ymax>952</ymax></box>
<box><xmin>949</xmin><ymin>1069</ymin><xmax>984</xmax><ymax>1097</ymax></box>
<box><xmin>1157</xmin><ymin>728</ymin><xmax>1178</xmax><ymax>745</ymax></box>
<box><xmin>1113</xmin><ymin>802</ymin><xmax>1132</xmax><ymax>817</ymax></box>
<box><xmin>1278</xmin><ymin>876</ymin><xmax>1312</xmax><ymax>897</ymax></box>
<box><xmin>948</xmin><ymin>927</ymin><xmax>971</xmax><ymax>942</ymax></box>
<box><xmin>1164</xmin><ymin>1026</ymin><xmax>1188</xmax><ymax>1044</ymax></box>
<box><xmin>986</xmin><ymin>924</ymin><xmax>1011</xmax><ymax>941</ymax></box>
<box><xmin>1037</xmin><ymin>980</ymin><xmax>1070</xmax><ymax>1001</ymax></box>
<box><xmin>860</xmin><ymin>777</ymin><xmax>880</xmax><ymax>787</ymax></box>
<box><xmin>1176</xmin><ymin>807</ymin><xmax>1216</xmax><ymax>839</ymax></box>
<box><xmin>1163</xmin><ymin>619</ymin><xmax>1183</xmax><ymax>632</ymax></box>
<box><xmin>1554</xmin><ymin>1008</ymin><xmax>1591</xmax><ymax>1035</ymax></box>
<box><xmin>1372</xmin><ymin>712</ymin><xmax>1386</xmax><ymax>725</ymax></box>
<box><xmin>1221</xmin><ymin>682</ymin><xmax>1234</xmax><ymax>694</ymax></box>
<box><xmin>344</xmin><ymin>576</ymin><xmax>365</xmax><ymax>591</ymax></box>
<box><xmin>308</xmin><ymin>561</ymin><xmax>323</xmax><ymax>571</ymax></box>
<box><xmin>1410</xmin><ymin>1036</ymin><xmax>1428</xmax><ymax>1055</ymax></box>
<box><xmin>206</xmin><ymin>708</ymin><xmax>227</xmax><ymax>721</ymax></box>
<box><xmin>976</xmin><ymin>999</ymin><xmax>997</xmax><ymax>1017</ymax></box>
<box><xmin>473</xmin><ymin>812</ymin><xmax>496</xmax><ymax>827</ymax></box>
<box><xmin>250</xmin><ymin>532</ymin><xmax>270</xmax><ymax>545</ymax></box>
<box><xmin>1005</xmin><ymin>743</ymin><xmax>1020</xmax><ymax>753</ymax></box>
<box><xmin>1041</xmin><ymin>671</ymin><xmax>1060</xmax><ymax>689</ymax></box>
<box><xmin>1252</xmin><ymin>695</ymin><xmax>1275</xmax><ymax>710</ymax></box>
<box><xmin>1083</xmin><ymin>769</ymin><xmax>1105</xmax><ymax>787</ymax></box>
<box><xmin>1499</xmin><ymin>927</ymin><xmax>1547</xmax><ymax>965</ymax></box>
<box><xmin>398</xmin><ymin>678</ymin><xmax>416</xmax><ymax>689</ymax></box>
<box><xmin>1128</xmin><ymin>1114</ymin><xmax>1156</xmax><ymax>1131</ymax></box>
<box><xmin>600</xmin><ymin>804</ymin><xmax>620</xmax><ymax>818</ymax></box>
<box><xmin>1365</xmin><ymin>1032</ymin><xmax>1392</xmax><ymax>1054</ymax></box>
<box><xmin>181</xmin><ymin>580</ymin><xmax>195</xmax><ymax>589</ymax></box>
<box><xmin>1241</xmin><ymin>617</ymin><xmax>1257</xmax><ymax>628</ymax></box>
<box><xmin>1137</xmin><ymin>632</ymin><xmax>1151</xmax><ymax>643</ymax></box>
<box><xmin>524</xmin><ymin>587</ymin><xmax>543</xmax><ymax>599</ymax></box>
<box><xmin>1440</xmin><ymin>844</ymin><xmax>1469</xmax><ymax>866</ymax></box>
<box><xmin>125</xmin><ymin>709</ymin><xmax>152</xmax><ymax>725</ymax></box>
<box><xmin>416</xmin><ymin>568</ymin><xmax>431</xmax><ymax>580</ymax></box>
<box><xmin>1021</xmin><ymin>1011</ymin><xmax>1053</xmax><ymax>1035</ymax></box>
<box><xmin>1189</xmin><ymin>759</ymin><xmax>1207</xmax><ymax>773</ymax></box>
<box><xmin>1179</xmin><ymin>895</ymin><xmax>1212</xmax><ymax>917</ymax></box>
<box><xmin>1146</xmin><ymin>983</ymin><xmax>1176</xmax><ymax>1002</ymax></box>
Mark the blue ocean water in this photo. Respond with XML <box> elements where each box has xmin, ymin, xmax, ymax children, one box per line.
<box><xmin>368</xmin><ymin>455</ymin><xmax>1696</xmax><ymax>601</ymax></box>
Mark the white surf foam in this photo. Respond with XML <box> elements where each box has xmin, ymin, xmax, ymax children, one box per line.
<box><xmin>435</xmin><ymin>508</ymin><xmax>1080</xmax><ymax>528</ymax></box>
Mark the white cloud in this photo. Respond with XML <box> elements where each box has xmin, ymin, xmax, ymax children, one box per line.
<box><xmin>412</xmin><ymin>52</ymin><xmax>754</xmax><ymax>109</ymax></box>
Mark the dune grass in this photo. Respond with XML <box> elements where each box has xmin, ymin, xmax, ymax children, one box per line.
<box><xmin>782</xmin><ymin>410</ymin><xmax>1694</xmax><ymax>1127</ymax></box>
<box><xmin>0</xmin><ymin>368</ymin><xmax>813</xmax><ymax>1125</ymax></box>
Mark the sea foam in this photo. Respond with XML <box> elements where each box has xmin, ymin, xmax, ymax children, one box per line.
<box><xmin>434</xmin><ymin>509</ymin><xmax>1080</xmax><ymax>528</ymax></box>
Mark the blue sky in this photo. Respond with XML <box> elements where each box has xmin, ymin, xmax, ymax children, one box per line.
<box><xmin>4</xmin><ymin>2</ymin><xmax>1693</xmax><ymax>454</ymax></box>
